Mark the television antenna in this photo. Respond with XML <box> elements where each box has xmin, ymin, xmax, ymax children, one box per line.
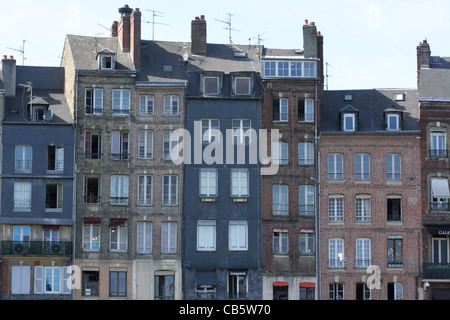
<box><xmin>249</xmin><ymin>34</ymin><xmax>265</xmax><ymax>46</ymax></box>
<box><xmin>215</xmin><ymin>13</ymin><xmax>240</xmax><ymax>44</ymax></box>
<box><xmin>144</xmin><ymin>9</ymin><xmax>169</xmax><ymax>41</ymax></box>
<box><xmin>7</xmin><ymin>40</ymin><xmax>26</xmax><ymax>65</ymax></box>
<box><xmin>326</xmin><ymin>62</ymin><xmax>332</xmax><ymax>90</ymax></box>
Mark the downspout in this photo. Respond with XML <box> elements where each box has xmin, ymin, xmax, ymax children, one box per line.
<box><xmin>314</xmin><ymin>76</ymin><xmax>321</xmax><ymax>300</ymax></box>
<box><xmin>71</xmin><ymin>69</ymin><xmax>79</xmax><ymax>300</ymax></box>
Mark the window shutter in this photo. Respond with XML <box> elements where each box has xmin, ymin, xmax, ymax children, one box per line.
<box><xmin>85</xmin><ymin>132</ymin><xmax>91</xmax><ymax>155</ymax></box>
<box><xmin>62</xmin><ymin>266</ymin><xmax>71</xmax><ymax>294</ymax></box>
<box><xmin>34</xmin><ymin>266</ymin><xmax>44</xmax><ymax>294</ymax></box>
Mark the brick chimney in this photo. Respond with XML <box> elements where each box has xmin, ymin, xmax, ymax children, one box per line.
<box><xmin>303</xmin><ymin>20</ymin><xmax>318</xmax><ymax>58</ymax></box>
<box><xmin>118</xmin><ymin>5</ymin><xmax>132</xmax><ymax>52</ymax></box>
<box><xmin>130</xmin><ymin>8</ymin><xmax>141</xmax><ymax>70</ymax></box>
<box><xmin>417</xmin><ymin>39</ymin><xmax>431</xmax><ymax>89</ymax></box>
<box><xmin>191</xmin><ymin>15</ymin><xmax>207</xmax><ymax>56</ymax></box>
<box><xmin>1</xmin><ymin>55</ymin><xmax>16</xmax><ymax>97</ymax></box>
<box><xmin>111</xmin><ymin>21</ymin><xmax>118</xmax><ymax>37</ymax></box>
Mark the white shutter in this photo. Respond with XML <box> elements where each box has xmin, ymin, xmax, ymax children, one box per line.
<box><xmin>34</xmin><ymin>266</ymin><xmax>44</xmax><ymax>294</ymax></box>
<box><xmin>11</xmin><ymin>266</ymin><xmax>30</xmax><ymax>294</ymax></box>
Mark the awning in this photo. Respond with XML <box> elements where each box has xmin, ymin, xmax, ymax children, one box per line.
<box><xmin>300</xmin><ymin>282</ymin><xmax>315</xmax><ymax>288</ymax></box>
<box><xmin>83</xmin><ymin>217</ymin><xmax>101</xmax><ymax>224</ymax></box>
<box><xmin>109</xmin><ymin>218</ymin><xmax>127</xmax><ymax>227</ymax></box>
<box><xmin>432</xmin><ymin>179</ymin><xmax>450</xmax><ymax>197</ymax></box>
<box><xmin>273</xmin><ymin>282</ymin><xmax>289</xmax><ymax>287</ymax></box>
<box><xmin>196</xmin><ymin>270</ymin><xmax>217</xmax><ymax>289</ymax></box>
<box><xmin>426</xmin><ymin>225</ymin><xmax>450</xmax><ymax>236</ymax></box>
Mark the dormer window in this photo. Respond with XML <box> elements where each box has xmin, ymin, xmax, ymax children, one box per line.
<box><xmin>97</xmin><ymin>49</ymin><xmax>115</xmax><ymax>70</ymax></box>
<box><xmin>343</xmin><ymin>113</ymin><xmax>355</xmax><ymax>131</ymax></box>
<box><xmin>233</xmin><ymin>76</ymin><xmax>251</xmax><ymax>95</ymax></box>
<box><xmin>32</xmin><ymin>105</ymin><xmax>44</xmax><ymax>121</ymax></box>
<box><xmin>386</xmin><ymin>113</ymin><xmax>401</xmax><ymax>131</ymax></box>
<box><xmin>204</xmin><ymin>76</ymin><xmax>219</xmax><ymax>95</ymax></box>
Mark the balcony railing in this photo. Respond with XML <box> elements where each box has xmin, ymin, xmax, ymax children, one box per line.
<box><xmin>2</xmin><ymin>241</ymin><xmax>72</xmax><ymax>255</ymax></box>
<box><xmin>430</xmin><ymin>149</ymin><xmax>448</xmax><ymax>159</ymax></box>
<box><xmin>430</xmin><ymin>202</ymin><xmax>450</xmax><ymax>211</ymax></box>
<box><xmin>424</xmin><ymin>263</ymin><xmax>450</xmax><ymax>279</ymax></box>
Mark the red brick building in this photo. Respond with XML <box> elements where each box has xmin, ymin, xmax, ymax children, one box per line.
<box><xmin>319</xmin><ymin>89</ymin><xmax>422</xmax><ymax>300</ymax></box>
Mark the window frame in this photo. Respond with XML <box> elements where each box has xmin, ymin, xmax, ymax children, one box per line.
<box><xmin>164</xmin><ymin>95</ymin><xmax>179</xmax><ymax>116</ymax></box>
<box><xmin>14</xmin><ymin>182</ymin><xmax>32</xmax><ymax>210</ymax></box>
<box><xmin>197</xmin><ymin>220</ymin><xmax>216</xmax><ymax>251</ymax></box>
<box><xmin>234</xmin><ymin>76</ymin><xmax>251</xmax><ymax>95</ymax></box>
<box><xmin>162</xmin><ymin>175</ymin><xmax>178</xmax><ymax>206</ymax></box>
<box><xmin>272</xmin><ymin>184</ymin><xmax>289</xmax><ymax>215</ymax></box>
<box><xmin>356</xmin><ymin>238</ymin><xmax>371</xmax><ymax>269</ymax></box>
<box><xmin>273</xmin><ymin>230</ymin><xmax>289</xmax><ymax>254</ymax></box>
<box><xmin>162</xmin><ymin>222</ymin><xmax>177</xmax><ymax>253</ymax></box>
<box><xmin>299</xmin><ymin>185</ymin><xmax>314</xmax><ymax>215</ymax></box>
<box><xmin>386</xmin><ymin>154</ymin><xmax>401</xmax><ymax>181</ymax></box>
<box><xmin>343</xmin><ymin>113</ymin><xmax>356</xmax><ymax>132</ymax></box>
<box><xmin>228</xmin><ymin>220</ymin><xmax>248</xmax><ymax>251</ymax></box>
<box><xmin>15</xmin><ymin>145</ymin><xmax>32</xmax><ymax>171</ymax></box>
<box><xmin>298</xmin><ymin>142</ymin><xmax>314</xmax><ymax>165</ymax></box>
<box><xmin>138</xmin><ymin>130</ymin><xmax>154</xmax><ymax>159</ymax></box>
<box><xmin>111</xmin><ymin>131</ymin><xmax>129</xmax><ymax>160</ymax></box>
<box><xmin>231</xmin><ymin>168</ymin><xmax>249</xmax><ymax>198</ymax></box>
<box><xmin>112</xmin><ymin>89</ymin><xmax>130</xmax><ymax>115</ymax></box>
<box><xmin>139</xmin><ymin>95</ymin><xmax>154</xmax><ymax>116</ymax></box>
<box><xmin>82</xmin><ymin>223</ymin><xmax>100</xmax><ymax>251</ymax></box>
<box><xmin>355</xmin><ymin>153</ymin><xmax>370</xmax><ymax>180</ymax></box>
<box><xmin>110</xmin><ymin>175</ymin><xmax>129</xmax><ymax>205</ymax></box>
<box><xmin>328</xmin><ymin>195</ymin><xmax>344</xmax><ymax>222</ymax></box>
<box><xmin>137</xmin><ymin>222</ymin><xmax>152</xmax><ymax>254</ymax></box>
<box><xmin>329</xmin><ymin>238</ymin><xmax>345</xmax><ymax>268</ymax></box>
<box><xmin>328</xmin><ymin>154</ymin><xmax>343</xmax><ymax>180</ymax></box>
<box><xmin>110</xmin><ymin>224</ymin><xmax>128</xmax><ymax>252</ymax></box>
<box><xmin>199</xmin><ymin>168</ymin><xmax>218</xmax><ymax>198</ymax></box>
<box><xmin>137</xmin><ymin>175</ymin><xmax>153</xmax><ymax>206</ymax></box>
<box><xmin>85</xmin><ymin>88</ymin><xmax>103</xmax><ymax>114</ymax></box>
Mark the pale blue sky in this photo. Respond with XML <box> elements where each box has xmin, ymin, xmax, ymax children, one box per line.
<box><xmin>1</xmin><ymin>0</ymin><xmax>448</xmax><ymax>90</ymax></box>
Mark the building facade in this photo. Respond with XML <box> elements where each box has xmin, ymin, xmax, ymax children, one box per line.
<box><xmin>0</xmin><ymin>58</ymin><xmax>75</xmax><ymax>299</ymax></box>
<box><xmin>417</xmin><ymin>39</ymin><xmax>450</xmax><ymax>300</ymax></box>
<box><xmin>260</xmin><ymin>21</ymin><xmax>323</xmax><ymax>300</ymax></box>
<box><xmin>319</xmin><ymin>89</ymin><xmax>422</xmax><ymax>300</ymax></box>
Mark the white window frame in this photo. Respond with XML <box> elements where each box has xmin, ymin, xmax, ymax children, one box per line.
<box><xmin>162</xmin><ymin>175</ymin><xmax>178</xmax><ymax>206</ymax></box>
<box><xmin>137</xmin><ymin>175</ymin><xmax>153</xmax><ymax>206</ymax></box>
<box><xmin>82</xmin><ymin>223</ymin><xmax>100</xmax><ymax>251</ymax></box>
<box><xmin>231</xmin><ymin>169</ymin><xmax>249</xmax><ymax>197</ymax></box>
<box><xmin>387</xmin><ymin>113</ymin><xmax>400</xmax><ymax>131</ymax></box>
<box><xmin>111</xmin><ymin>131</ymin><xmax>129</xmax><ymax>160</ymax></box>
<box><xmin>14</xmin><ymin>182</ymin><xmax>31</xmax><ymax>210</ymax></box>
<box><xmin>138</xmin><ymin>130</ymin><xmax>154</xmax><ymax>159</ymax></box>
<box><xmin>263</xmin><ymin>60</ymin><xmax>317</xmax><ymax>78</ymax></box>
<box><xmin>273</xmin><ymin>185</ymin><xmax>289</xmax><ymax>215</ymax></box>
<box><xmin>356</xmin><ymin>238</ymin><xmax>371</xmax><ymax>269</ymax></box>
<box><xmin>85</xmin><ymin>89</ymin><xmax>103</xmax><ymax>114</ymax></box>
<box><xmin>343</xmin><ymin>113</ymin><xmax>355</xmax><ymax>131</ymax></box>
<box><xmin>234</xmin><ymin>77</ymin><xmax>251</xmax><ymax>95</ymax></box>
<box><xmin>162</xmin><ymin>222</ymin><xmax>177</xmax><ymax>253</ymax></box>
<box><xmin>273</xmin><ymin>230</ymin><xmax>288</xmax><ymax>254</ymax></box>
<box><xmin>164</xmin><ymin>95</ymin><xmax>179</xmax><ymax>116</ymax></box>
<box><xmin>112</xmin><ymin>89</ymin><xmax>130</xmax><ymax>115</ymax></box>
<box><xmin>100</xmin><ymin>54</ymin><xmax>114</xmax><ymax>70</ymax></box>
<box><xmin>431</xmin><ymin>130</ymin><xmax>447</xmax><ymax>158</ymax></box>
<box><xmin>47</xmin><ymin>146</ymin><xmax>64</xmax><ymax>172</ymax></box>
<box><xmin>298</xmin><ymin>142</ymin><xmax>314</xmax><ymax>165</ymax></box>
<box><xmin>328</xmin><ymin>154</ymin><xmax>343</xmax><ymax>180</ymax></box>
<box><xmin>355</xmin><ymin>153</ymin><xmax>370</xmax><ymax>180</ymax></box>
<box><xmin>13</xmin><ymin>225</ymin><xmax>30</xmax><ymax>242</ymax></box>
<box><xmin>386</xmin><ymin>154</ymin><xmax>401</xmax><ymax>181</ymax></box>
<box><xmin>329</xmin><ymin>238</ymin><xmax>345</xmax><ymax>268</ymax></box>
<box><xmin>110</xmin><ymin>175</ymin><xmax>129</xmax><ymax>205</ymax></box>
<box><xmin>201</xmin><ymin>119</ymin><xmax>220</xmax><ymax>143</ymax></box>
<box><xmin>45</xmin><ymin>182</ymin><xmax>63</xmax><ymax>210</ymax></box>
<box><xmin>328</xmin><ymin>195</ymin><xmax>344</xmax><ymax>222</ymax></box>
<box><xmin>299</xmin><ymin>232</ymin><xmax>315</xmax><ymax>254</ymax></box>
<box><xmin>203</xmin><ymin>76</ymin><xmax>220</xmax><ymax>95</ymax></box>
<box><xmin>15</xmin><ymin>145</ymin><xmax>32</xmax><ymax>171</ymax></box>
<box><xmin>44</xmin><ymin>267</ymin><xmax>61</xmax><ymax>293</ymax></box>
<box><xmin>139</xmin><ymin>95</ymin><xmax>154</xmax><ymax>116</ymax></box>
<box><xmin>232</xmin><ymin>119</ymin><xmax>252</xmax><ymax>144</ymax></box>
<box><xmin>273</xmin><ymin>141</ymin><xmax>288</xmax><ymax>165</ymax></box>
<box><xmin>273</xmin><ymin>98</ymin><xmax>288</xmax><ymax>122</ymax></box>
<box><xmin>229</xmin><ymin>220</ymin><xmax>248</xmax><ymax>251</ymax></box>
<box><xmin>163</xmin><ymin>131</ymin><xmax>179</xmax><ymax>161</ymax></box>
<box><xmin>137</xmin><ymin>222</ymin><xmax>152</xmax><ymax>254</ymax></box>
<box><xmin>110</xmin><ymin>224</ymin><xmax>127</xmax><ymax>252</ymax></box>
<box><xmin>200</xmin><ymin>168</ymin><xmax>218</xmax><ymax>197</ymax></box>
<box><xmin>356</xmin><ymin>196</ymin><xmax>371</xmax><ymax>222</ymax></box>
<box><xmin>197</xmin><ymin>220</ymin><xmax>216</xmax><ymax>251</ymax></box>
<box><xmin>299</xmin><ymin>185</ymin><xmax>314</xmax><ymax>215</ymax></box>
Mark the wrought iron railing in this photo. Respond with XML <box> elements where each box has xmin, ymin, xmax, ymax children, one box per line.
<box><xmin>1</xmin><ymin>241</ymin><xmax>72</xmax><ymax>256</ymax></box>
<box><xmin>424</xmin><ymin>263</ymin><xmax>450</xmax><ymax>279</ymax></box>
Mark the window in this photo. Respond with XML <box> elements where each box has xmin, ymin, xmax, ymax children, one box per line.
<box><xmin>300</xmin><ymin>232</ymin><xmax>315</xmax><ymax>254</ymax></box>
<box><xmin>431</xmin><ymin>178</ymin><xmax>450</xmax><ymax>211</ymax></box>
<box><xmin>163</xmin><ymin>175</ymin><xmax>178</xmax><ymax>205</ymax></box>
<box><xmin>274</xmin><ymin>141</ymin><xmax>288</xmax><ymax>165</ymax></box>
<box><xmin>355</xmin><ymin>154</ymin><xmax>370</xmax><ymax>180</ymax></box>
<box><xmin>197</xmin><ymin>220</ymin><xmax>216</xmax><ymax>251</ymax></box>
<box><xmin>328</xmin><ymin>154</ymin><xmax>343</xmax><ymax>180</ymax></box>
<box><xmin>138</xmin><ymin>130</ymin><xmax>154</xmax><ymax>159</ymax></box>
<box><xmin>329</xmin><ymin>238</ymin><xmax>344</xmax><ymax>268</ymax></box>
<box><xmin>137</xmin><ymin>175</ymin><xmax>152</xmax><ymax>205</ymax></box>
<box><xmin>356</xmin><ymin>196</ymin><xmax>371</xmax><ymax>222</ymax></box>
<box><xmin>163</xmin><ymin>131</ymin><xmax>179</xmax><ymax>160</ymax></box>
<box><xmin>328</xmin><ymin>195</ymin><xmax>343</xmax><ymax>222</ymax></box>
<box><xmin>110</xmin><ymin>224</ymin><xmax>127</xmax><ymax>251</ymax></box>
<box><xmin>100</xmin><ymin>55</ymin><xmax>114</xmax><ymax>69</ymax></box>
<box><xmin>231</xmin><ymin>169</ymin><xmax>249</xmax><ymax>197</ymax></box>
<box><xmin>387</xmin><ymin>197</ymin><xmax>402</xmax><ymax>222</ymax></box>
<box><xmin>298</xmin><ymin>99</ymin><xmax>314</xmax><ymax>122</ymax></box>
<box><xmin>137</xmin><ymin>222</ymin><xmax>152</xmax><ymax>254</ymax></box>
<box><xmin>82</xmin><ymin>271</ymin><xmax>99</xmax><ymax>297</ymax></box>
<box><xmin>84</xmin><ymin>176</ymin><xmax>100</xmax><ymax>204</ymax></box>
<box><xmin>13</xmin><ymin>226</ymin><xmax>30</xmax><ymax>242</ymax></box>
<box><xmin>164</xmin><ymin>95</ymin><xmax>179</xmax><ymax>116</ymax></box>
<box><xmin>15</xmin><ymin>145</ymin><xmax>32</xmax><ymax>171</ymax></box>
<box><xmin>201</xmin><ymin>119</ymin><xmax>220</xmax><ymax>143</ymax></box>
<box><xmin>386</xmin><ymin>154</ymin><xmax>401</xmax><ymax>180</ymax></box>
<box><xmin>356</xmin><ymin>283</ymin><xmax>371</xmax><ymax>300</ymax></box>
<box><xmin>34</xmin><ymin>266</ymin><xmax>70</xmax><ymax>294</ymax></box>
<box><xmin>273</xmin><ymin>98</ymin><xmax>288</xmax><ymax>121</ymax></box>
<box><xmin>199</xmin><ymin>169</ymin><xmax>217</xmax><ymax>197</ymax></box>
<box><xmin>273</xmin><ymin>185</ymin><xmax>289</xmax><ymax>215</ymax></box>
<box><xmin>234</xmin><ymin>77</ymin><xmax>251</xmax><ymax>95</ymax></box>
<box><xmin>11</xmin><ymin>266</ymin><xmax>30</xmax><ymax>294</ymax></box>
<box><xmin>14</xmin><ymin>182</ymin><xmax>31</xmax><ymax>210</ymax></box>
<box><xmin>31</xmin><ymin>105</ymin><xmax>44</xmax><ymax>121</ymax></box>
<box><xmin>47</xmin><ymin>146</ymin><xmax>64</xmax><ymax>171</ymax></box>
<box><xmin>155</xmin><ymin>275</ymin><xmax>174</xmax><ymax>300</ymax></box>
<box><xmin>264</xmin><ymin>61</ymin><xmax>276</xmax><ymax>77</ymax></box>
<box><xmin>303</xmin><ymin>61</ymin><xmax>316</xmax><ymax>77</ymax></box>
<box><xmin>300</xmin><ymin>285</ymin><xmax>315</xmax><ymax>300</ymax></box>
<box><xmin>387</xmin><ymin>114</ymin><xmax>400</xmax><ymax>131</ymax></box>
<box><xmin>85</xmin><ymin>131</ymin><xmax>101</xmax><ymax>159</ymax></box>
<box><xmin>356</xmin><ymin>238</ymin><xmax>371</xmax><ymax>268</ymax></box>
<box><xmin>139</xmin><ymin>95</ymin><xmax>154</xmax><ymax>116</ymax></box>
<box><xmin>299</xmin><ymin>185</ymin><xmax>314</xmax><ymax>215</ymax></box>
<box><xmin>112</xmin><ymin>89</ymin><xmax>130</xmax><ymax>115</ymax></box>
<box><xmin>110</xmin><ymin>175</ymin><xmax>129</xmax><ymax>205</ymax></box>
<box><xmin>229</xmin><ymin>221</ymin><xmax>248</xmax><ymax>251</ymax></box>
<box><xmin>278</xmin><ymin>61</ymin><xmax>289</xmax><ymax>76</ymax></box>
<box><xmin>273</xmin><ymin>283</ymin><xmax>288</xmax><ymax>300</ymax></box>
<box><xmin>111</xmin><ymin>131</ymin><xmax>129</xmax><ymax>160</ymax></box>
<box><xmin>228</xmin><ymin>272</ymin><xmax>247</xmax><ymax>299</ymax></box>
<box><xmin>203</xmin><ymin>77</ymin><xmax>220</xmax><ymax>95</ymax></box>
<box><xmin>273</xmin><ymin>230</ymin><xmax>288</xmax><ymax>254</ymax></box>
<box><xmin>388</xmin><ymin>237</ymin><xmax>403</xmax><ymax>267</ymax></box>
<box><xmin>433</xmin><ymin>237</ymin><xmax>449</xmax><ymax>264</ymax></box>
<box><xmin>298</xmin><ymin>142</ymin><xmax>314</xmax><ymax>165</ymax></box>
<box><xmin>388</xmin><ymin>283</ymin><xmax>403</xmax><ymax>300</ymax></box>
<box><xmin>290</xmin><ymin>61</ymin><xmax>302</xmax><ymax>77</ymax></box>
<box><xmin>431</xmin><ymin>130</ymin><xmax>447</xmax><ymax>158</ymax></box>
<box><xmin>109</xmin><ymin>271</ymin><xmax>126</xmax><ymax>297</ymax></box>
<box><xmin>83</xmin><ymin>223</ymin><xmax>100</xmax><ymax>251</ymax></box>
<box><xmin>232</xmin><ymin>119</ymin><xmax>251</xmax><ymax>144</ymax></box>
<box><xmin>45</xmin><ymin>183</ymin><xmax>63</xmax><ymax>210</ymax></box>
<box><xmin>44</xmin><ymin>267</ymin><xmax>61</xmax><ymax>293</ymax></box>
<box><xmin>343</xmin><ymin>113</ymin><xmax>355</xmax><ymax>131</ymax></box>
<box><xmin>162</xmin><ymin>222</ymin><xmax>177</xmax><ymax>253</ymax></box>
<box><xmin>263</xmin><ymin>60</ymin><xmax>316</xmax><ymax>78</ymax></box>
<box><xmin>85</xmin><ymin>89</ymin><xmax>103</xmax><ymax>114</ymax></box>
<box><xmin>42</xmin><ymin>229</ymin><xmax>59</xmax><ymax>254</ymax></box>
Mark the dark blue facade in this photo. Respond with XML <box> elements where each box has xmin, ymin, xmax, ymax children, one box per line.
<box><xmin>182</xmin><ymin>71</ymin><xmax>263</xmax><ymax>299</ymax></box>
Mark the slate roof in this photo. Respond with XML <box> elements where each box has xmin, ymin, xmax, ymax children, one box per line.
<box><xmin>321</xmin><ymin>89</ymin><xmax>419</xmax><ymax>133</ymax></box>
<box><xmin>419</xmin><ymin>57</ymin><xmax>450</xmax><ymax>100</ymax></box>
<box><xmin>1</xmin><ymin>66</ymin><xmax>73</xmax><ymax>124</ymax></box>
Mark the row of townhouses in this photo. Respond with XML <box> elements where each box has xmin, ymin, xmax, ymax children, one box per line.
<box><xmin>0</xmin><ymin>5</ymin><xmax>449</xmax><ymax>300</ymax></box>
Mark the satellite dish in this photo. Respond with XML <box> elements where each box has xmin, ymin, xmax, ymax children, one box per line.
<box><xmin>43</xmin><ymin>109</ymin><xmax>53</xmax><ymax>122</ymax></box>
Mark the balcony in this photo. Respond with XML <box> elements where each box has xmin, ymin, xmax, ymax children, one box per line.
<box><xmin>429</xmin><ymin>149</ymin><xmax>448</xmax><ymax>159</ymax></box>
<box><xmin>424</xmin><ymin>263</ymin><xmax>450</xmax><ymax>280</ymax></box>
<box><xmin>430</xmin><ymin>202</ymin><xmax>450</xmax><ymax>212</ymax></box>
<box><xmin>1</xmin><ymin>241</ymin><xmax>72</xmax><ymax>256</ymax></box>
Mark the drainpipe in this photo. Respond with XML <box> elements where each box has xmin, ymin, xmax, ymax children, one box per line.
<box><xmin>314</xmin><ymin>77</ymin><xmax>321</xmax><ymax>300</ymax></box>
<box><xmin>71</xmin><ymin>69</ymin><xmax>79</xmax><ymax>300</ymax></box>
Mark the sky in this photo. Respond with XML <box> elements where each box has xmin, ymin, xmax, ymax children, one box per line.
<box><xmin>0</xmin><ymin>0</ymin><xmax>449</xmax><ymax>90</ymax></box>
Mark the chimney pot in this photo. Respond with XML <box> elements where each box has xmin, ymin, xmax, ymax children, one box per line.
<box><xmin>9</xmin><ymin>55</ymin><xmax>14</xmax><ymax>60</ymax></box>
<box><xmin>3</xmin><ymin>55</ymin><xmax>7</xmax><ymax>60</ymax></box>
<box><xmin>201</xmin><ymin>15</ymin><xmax>205</xmax><ymax>20</ymax></box>
<box><xmin>305</xmin><ymin>19</ymin><xmax>308</xmax><ymax>25</ymax></box>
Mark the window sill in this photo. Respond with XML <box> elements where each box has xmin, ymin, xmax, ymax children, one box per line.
<box><xmin>327</xmin><ymin>179</ymin><xmax>346</xmax><ymax>183</ymax></box>
<box><xmin>386</xmin><ymin>180</ymin><xmax>402</xmax><ymax>186</ymax></box>
<box><xmin>201</xmin><ymin>197</ymin><xmax>216</xmax><ymax>203</ymax></box>
<box><xmin>232</xmin><ymin>198</ymin><xmax>248</xmax><ymax>203</ymax></box>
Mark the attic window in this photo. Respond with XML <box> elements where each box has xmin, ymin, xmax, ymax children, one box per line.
<box><xmin>32</xmin><ymin>106</ymin><xmax>44</xmax><ymax>121</ymax></box>
<box><xmin>387</xmin><ymin>113</ymin><xmax>400</xmax><ymax>131</ymax></box>
<box><xmin>344</xmin><ymin>95</ymin><xmax>353</xmax><ymax>101</ymax></box>
<box><xmin>430</xmin><ymin>56</ymin><xmax>441</xmax><ymax>64</ymax></box>
<box><xmin>99</xmin><ymin>54</ymin><xmax>115</xmax><ymax>70</ymax></box>
<box><xmin>233</xmin><ymin>51</ymin><xmax>247</xmax><ymax>58</ymax></box>
<box><xmin>395</xmin><ymin>93</ymin><xmax>405</xmax><ymax>101</ymax></box>
<box><xmin>163</xmin><ymin>65</ymin><xmax>173</xmax><ymax>72</ymax></box>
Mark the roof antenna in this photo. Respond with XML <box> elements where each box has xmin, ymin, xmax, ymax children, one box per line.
<box><xmin>215</xmin><ymin>13</ymin><xmax>240</xmax><ymax>44</ymax></box>
<box><xmin>326</xmin><ymin>62</ymin><xmax>332</xmax><ymax>91</ymax></box>
<box><xmin>144</xmin><ymin>9</ymin><xmax>169</xmax><ymax>41</ymax></box>
<box><xmin>7</xmin><ymin>40</ymin><xmax>26</xmax><ymax>66</ymax></box>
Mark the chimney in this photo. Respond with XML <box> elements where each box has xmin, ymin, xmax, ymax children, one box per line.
<box><xmin>303</xmin><ymin>20</ymin><xmax>318</xmax><ymax>58</ymax></box>
<box><xmin>111</xmin><ymin>21</ymin><xmax>118</xmax><ymax>37</ymax></box>
<box><xmin>118</xmin><ymin>5</ymin><xmax>133</xmax><ymax>52</ymax></box>
<box><xmin>317</xmin><ymin>30</ymin><xmax>324</xmax><ymax>80</ymax></box>
<box><xmin>130</xmin><ymin>8</ymin><xmax>141</xmax><ymax>70</ymax></box>
<box><xmin>1</xmin><ymin>55</ymin><xmax>16</xmax><ymax>97</ymax></box>
<box><xmin>417</xmin><ymin>39</ymin><xmax>431</xmax><ymax>89</ymax></box>
<box><xmin>191</xmin><ymin>15</ymin><xmax>207</xmax><ymax>56</ymax></box>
